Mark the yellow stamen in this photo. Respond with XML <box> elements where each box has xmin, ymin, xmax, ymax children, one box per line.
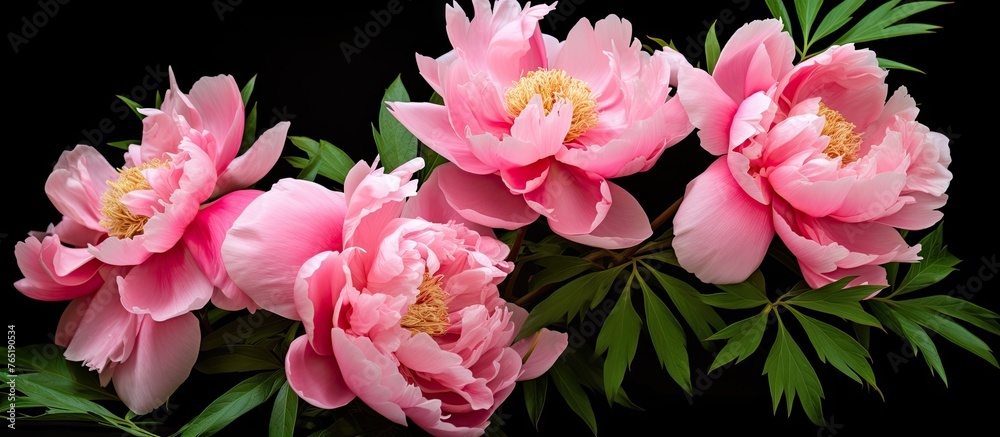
<box><xmin>818</xmin><ymin>102</ymin><xmax>863</xmax><ymax>166</ymax></box>
<box><xmin>99</xmin><ymin>160</ymin><xmax>165</xmax><ymax>239</ymax></box>
<box><xmin>504</xmin><ymin>68</ymin><xmax>599</xmax><ymax>143</ymax></box>
<box><xmin>400</xmin><ymin>273</ymin><xmax>450</xmax><ymax>336</ymax></box>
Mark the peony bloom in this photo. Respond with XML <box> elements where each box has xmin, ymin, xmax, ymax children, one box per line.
<box><xmin>223</xmin><ymin>157</ymin><xmax>567</xmax><ymax>436</ymax></box>
<box><xmin>672</xmin><ymin>19</ymin><xmax>951</xmax><ymax>289</ymax></box>
<box><xmin>14</xmin><ymin>68</ymin><xmax>289</xmax><ymax>318</ymax></box>
<box><xmin>387</xmin><ymin>0</ymin><xmax>693</xmax><ymax>249</ymax></box>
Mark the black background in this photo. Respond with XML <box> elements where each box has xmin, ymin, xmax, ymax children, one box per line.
<box><xmin>3</xmin><ymin>0</ymin><xmax>997</xmax><ymax>436</ymax></box>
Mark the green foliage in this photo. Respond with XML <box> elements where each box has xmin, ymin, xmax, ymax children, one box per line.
<box><xmin>892</xmin><ymin>223</ymin><xmax>960</xmax><ymax>296</ymax></box>
<box><xmin>594</xmin><ymin>271</ymin><xmax>643</xmax><ymax>403</ymax></box>
<box><xmin>285</xmin><ymin>136</ymin><xmax>355</xmax><ymax>184</ymax></box>
<box><xmin>175</xmin><ymin>370</ymin><xmax>286</xmax><ymax>437</ymax></box>
<box><xmin>269</xmin><ymin>381</ymin><xmax>298</xmax><ymax>437</ymax></box>
<box><xmin>704</xmin><ymin>21</ymin><xmax>721</xmax><ymax>75</ymax></box>
<box><xmin>373</xmin><ymin>75</ymin><xmax>418</xmax><ymax>172</ymax></box>
<box><xmin>517</xmin><ymin>265</ymin><xmax>628</xmax><ymax>341</ymax></box>
<box><xmin>763</xmin><ymin>319</ymin><xmax>825</xmax><ymax>425</ymax></box>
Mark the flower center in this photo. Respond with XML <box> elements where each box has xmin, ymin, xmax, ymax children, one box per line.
<box><xmin>818</xmin><ymin>102</ymin><xmax>862</xmax><ymax>166</ymax></box>
<box><xmin>505</xmin><ymin>68</ymin><xmax>599</xmax><ymax>143</ymax></box>
<box><xmin>400</xmin><ymin>273</ymin><xmax>450</xmax><ymax>336</ymax></box>
<box><xmin>99</xmin><ymin>160</ymin><xmax>164</xmax><ymax>239</ymax></box>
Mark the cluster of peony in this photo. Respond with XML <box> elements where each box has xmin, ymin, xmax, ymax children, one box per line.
<box><xmin>13</xmin><ymin>0</ymin><xmax>950</xmax><ymax>436</ymax></box>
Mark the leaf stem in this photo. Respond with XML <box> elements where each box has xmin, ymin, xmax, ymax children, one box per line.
<box><xmin>506</xmin><ymin>226</ymin><xmax>528</xmax><ymax>263</ymax></box>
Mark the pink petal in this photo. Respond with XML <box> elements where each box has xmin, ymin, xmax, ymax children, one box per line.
<box><xmin>45</xmin><ymin>145</ymin><xmax>119</xmax><ymax>232</ymax></box>
<box><xmin>499</xmin><ymin>158</ymin><xmax>549</xmax><ymax>195</ymax></box>
<box><xmin>713</xmin><ymin>19</ymin><xmax>794</xmax><ymax>101</ymax></box>
<box><xmin>182</xmin><ymin>189</ymin><xmax>264</xmax><ymax>312</ymax></box>
<box><xmin>51</xmin><ymin>216</ymin><xmax>105</xmax><ymax>248</ymax></box>
<box><xmin>332</xmin><ymin>328</ymin><xmax>421</xmax><ymax>426</ymax></box>
<box><xmin>555</xmin><ymin>182</ymin><xmax>652</xmax><ymax>249</ymax></box>
<box><xmin>553</xmin><ymin>17</ymin><xmax>616</xmax><ymax>104</ymax></box>
<box><xmin>436</xmin><ymin>164</ymin><xmax>539</xmax><ymax>229</ymax></box>
<box><xmin>878</xmin><ymin>192</ymin><xmax>946</xmax><ymax>230</ymax></box>
<box><xmin>342</xmin><ymin>158</ymin><xmax>421</xmax><ymax>252</ymax></box>
<box><xmin>802</xmin><ymin>264</ymin><xmax>890</xmax><ymax>292</ymax></box>
<box><xmin>140</xmin><ymin>145</ymin><xmax>219</xmax><ymax>254</ymax></box>
<box><xmin>673</xmin><ymin>158</ymin><xmax>774</xmax><ymax>283</ymax></box>
<box><xmin>118</xmin><ymin>243</ymin><xmax>213</xmax><ymax>321</ymax></box>
<box><xmin>185</xmin><ymin>74</ymin><xmax>245</xmax><ymax>171</ymax></box>
<box><xmin>295</xmin><ymin>251</ymin><xmax>351</xmax><ymax>356</ymax></box>
<box><xmin>386</xmin><ymin>102</ymin><xmax>497</xmax><ymax>175</ymax></box>
<box><xmin>468</xmin><ymin>97</ymin><xmax>569</xmax><ymax>170</ymax></box>
<box><xmin>55</xmin><ymin>297</ymin><xmax>92</xmax><ymax>347</ymax></box>
<box><xmin>523</xmin><ymin>162</ymin><xmax>610</xmax><ymax>236</ymax></box>
<box><xmin>513</xmin><ymin>328</ymin><xmax>568</xmax><ymax>381</ymax></box>
<box><xmin>401</xmin><ymin>168</ymin><xmax>495</xmax><ymax>237</ymax></box>
<box><xmin>213</xmin><ymin>122</ymin><xmax>290</xmax><ymax>196</ymax></box>
<box><xmin>285</xmin><ymin>335</ymin><xmax>355</xmax><ymax>409</ymax></box>
<box><xmin>112</xmin><ymin>313</ymin><xmax>200</xmax><ymax>414</ymax></box>
<box><xmin>90</xmin><ymin>236</ymin><xmax>153</xmax><ymax>266</ymax></box>
<box><xmin>677</xmin><ymin>66</ymin><xmax>738</xmax><ymax>156</ymax></box>
<box><xmin>63</xmin><ymin>278</ymin><xmax>140</xmax><ymax>374</ymax></box>
<box><xmin>222</xmin><ymin>178</ymin><xmax>347</xmax><ymax>320</ymax></box>
<box><xmin>779</xmin><ymin>44</ymin><xmax>887</xmax><ymax>128</ymax></box>
<box><xmin>14</xmin><ymin>235</ymin><xmax>104</xmax><ymax>301</ymax></box>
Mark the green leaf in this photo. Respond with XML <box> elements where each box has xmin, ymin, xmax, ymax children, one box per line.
<box><xmin>764</xmin><ymin>0</ymin><xmax>795</xmax><ymax>37</ymax></box>
<box><xmin>286</xmin><ymin>136</ymin><xmax>355</xmax><ymax>184</ymax></box>
<box><xmin>763</xmin><ymin>320</ymin><xmax>825</xmax><ymax>425</ymax></box>
<box><xmin>705</xmin><ymin>21</ymin><xmax>721</xmax><ymax>75</ymax></box>
<box><xmin>870</xmin><ymin>301</ymin><xmax>948</xmax><ymax>385</ymax></box>
<box><xmin>854</xmin><ymin>322</ymin><xmax>871</xmax><ymax>350</ymax></box>
<box><xmin>528</xmin><ymin>255</ymin><xmax>596</xmax><ymax>293</ymax></box>
<box><xmin>517</xmin><ymin>265</ymin><xmax>627</xmax><ymax>341</ymax></box>
<box><xmin>376</xmin><ymin>75</ymin><xmax>418</xmax><ymax>172</ymax></box>
<box><xmin>155</xmin><ymin>90</ymin><xmax>163</xmax><ymax>109</ymax></box>
<box><xmin>811</xmin><ymin>0</ymin><xmax>865</xmax><ymax>43</ymax></box>
<box><xmin>107</xmin><ymin>139</ymin><xmax>138</xmax><ymax>150</ymax></box>
<box><xmin>549</xmin><ymin>360</ymin><xmax>597</xmax><ymax>435</ymax></box>
<box><xmin>201</xmin><ymin>311</ymin><xmax>295</xmax><ymax>352</ymax></box>
<box><xmin>14</xmin><ymin>344</ymin><xmax>118</xmax><ymax>401</ymax></box>
<box><xmin>785</xmin><ymin>277</ymin><xmax>884</xmax><ymax>327</ymax></box>
<box><xmin>637</xmin><ymin>274</ymin><xmax>690</xmax><ymax>393</ymax></box>
<box><xmin>522</xmin><ymin>377</ymin><xmax>547</xmax><ymax>430</ymax></box>
<box><xmin>117</xmin><ymin>95</ymin><xmax>144</xmax><ymax>119</ymax></box>
<box><xmin>296</xmin><ymin>150</ymin><xmax>322</xmax><ymax>181</ymax></box>
<box><xmin>562</xmin><ymin>349</ymin><xmax>642</xmax><ymax>411</ymax></box>
<box><xmin>902</xmin><ymin>295</ymin><xmax>1000</xmax><ymax>336</ymax></box>
<box><xmin>269</xmin><ymin>381</ymin><xmax>298</xmax><ymax>437</ymax></box>
<box><xmin>794</xmin><ymin>0</ymin><xmax>823</xmax><ymax>45</ymax></box>
<box><xmin>646</xmin><ymin>35</ymin><xmax>670</xmax><ymax>48</ymax></box>
<box><xmin>419</xmin><ymin>143</ymin><xmax>448</xmax><ymax>184</ymax></box>
<box><xmin>195</xmin><ymin>345</ymin><xmax>283</xmax><ymax>374</ymax></box>
<box><xmin>240</xmin><ymin>74</ymin><xmax>257</xmax><ymax>107</ymax></box>
<box><xmin>706</xmin><ymin>312</ymin><xmax>769</xmax><ymax>372</ymax></box>
<box><xmin>702</xmin><ymin>270</ymin><xmax>769</xmax><ymax>309</ymax></box>
<box><xmin>179</xmin><ymin>369</ymin><xmax>286</xmax><ymax>437</ymax></box>
<box><xmin>636</xmin><ymin>248</ymin><xmax>679</xmax><ymax>267</ymax></box>
<box><xmin>894</xmin><ymin>223</ymin><xmax>960</xmax><ymax>296</ymax></box>
<box><xmin>833</xmin><ymin>1</ymin><xmax>948</xmax><ymax>46</ymax></box>
<box><xmin>594</xmin><ymin>273</ymin><xmax>642</xmax><ymax>404</ymax></box>
<box><xmin>893</xmin><ymin>301</ymin><xmax>999</xmax><ymax>368</ymax></box>
<box><xmin>13</xmin><ymin>376</ymin><xmax>117</xmax><ymax>420</ymax></box>
<box><xmin>877</xmin><ymin>58</ymin><xmax>925</xmax><ymax>73</ymax></box>
<box><xmin>239</xmin><ymin>102</ymin><xmax>259</xmax><ymax>154</ymax></box>
<box><xmin>788</xmin><ymin>308</ymin><xmax>880</xmax><ymax>396</ymax></box>
<box><xmin>642</xmin><ymin>262</ymin><xmax>725</xmax><ymax>348</ymax></box>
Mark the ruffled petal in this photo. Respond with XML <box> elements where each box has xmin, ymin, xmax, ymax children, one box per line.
<box><xmin>286</xmin><ymin>335</ymin><xmax>355</xmax><ymax>409</ymax></box>
<box><xmin>435</xmin><ymin>163</ymin><xmax>539</xmax><ymax>229</ymax></box>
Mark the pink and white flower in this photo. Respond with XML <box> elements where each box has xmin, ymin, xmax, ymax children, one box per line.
<box><xmin>672</xmin><ymin>19</ymin><xmax>951</xmax><ymax>289</ymax></box>
<box><xmin>387</xmin><ymin>0</ymin><xmax>693</xmax><ymax>249</ymax></box>
<box><xmin>223</xmin><ymin>157</ymin><xmax>567</xmax><ymax>436</ymax></box>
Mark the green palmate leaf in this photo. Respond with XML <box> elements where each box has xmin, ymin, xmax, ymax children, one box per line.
<box><xmin>239</xmin><ymin>102</ymin><xmax>259</xmax><ymax>154</ymax></box>
<box><xmin>833</xmin><ymin>1</ymin><xmax>948</xmax><ymax>46</ymax></box>
<box><xmin>285</xmin><ymin>136</ymin><xmax>355</xmax><ymax>184</ymax></box>
<box><xmin>894</xmin><ymin>223</ymin><xmax>960</xmax><ymax>296</ymax></box>
<box><xmin>522</xmin><ymin>377</ymin><xmax>547</xmax><ymax>430</ymax></box>
<box><xmin>811</xmin><ymin>0</ymin><xmax>865</xmax><ymax>43</ymax></box>
<box><xmin>15</xmin><ymin>344</ymin><xmax>118</xmax><ymax>401</ymax></box>
<box><xmin>903</xmin><ymin>295</ymin><xmax>1000</xmax><ymax>336</ymax></box>
<box><xmin>117</xmin><ymin>95</ymin><xmax>145</xmax><ymax>119</ymax></box>
<box><xmin>549</xmin><ymin>360</ymin><xmax>597</xmax><ymax>435</ymax></box>
<box><xmin>642</xmin><ymin>262</ymin><xmax>726</xmax><ymax>349</ymax></box>
<box><xmin>794</xmin><ymin>0</ymin><xmax>823</xmax><ymax>45</ymax></box>
<box><xmin>107</xmin><ymin>139</ymin><xmax>138</xmax><ymax>150</ymax></box>
<box><xmin>178</xmin><ymin>369</ymin><xmax>287</xmax><ymax>437</ymax></box>
<box><xmin>705</xmin><ymin>21</ymin><xmax>721</xmax><ymax>75</ymax></box>
<box><xmin>765</xmin><ymin>0</ymin><xmax>795</xmax><ymax>37</ymax></box>
<box><xmin>195</xmin><ymin>345</ymin><xmax>283</xmax><ymax>374</ymax></box>
<box><xmin>877</xmin><ymin>58</ymin><xmax>925</xmax><ymax>73</ymax></box>
<box><xmin>269</xmin><ymin>381</ymin><xmax>298</xmax><ymax>437</ymax></box>
<box><xmin>240</xmin><ymin>74</ymin><xmax>257</xmax><ymax>107</ymax></box>
<box><xmin>594</xmin><ymin>273</ymin><xmax>642</xmax><ymax>404</ymax></box>
<box><xmin>763</xmin><ymin>320</ymin><xmax>825</xmax><ymax>425</ymax></box>
<box><xmin>637</xmin><ymin>274</ymin><xmax>691</xmax><ymax>393</ymax></box>
<box><xmin>870</xmin><ymin>301</ymin><xmax>948</xmax><ymax>385</ymax></box>
<box><xmin>707</xmin><ymin>312</ymin><xmax>769</xmax><ymax>372</ymax></box>
<box><xmin>788</xmin><ymin>308</ymin><xmax>880</xmax><ymax>396</ymax></box>
<box><xmin>785</xmin><ymin>277</ymin><xmax>884</xmax><ymax>328</ymax></box>
<box><xmin>517</xmin><ymin>265</ymin><xmax>627</xmax><ymax>341</ymax></box>
<box><xmin>702</xmin><ymin>270</ymin><xmax>768</xmax><ymax>309</ymax></box>
<box><xmin>376</xmin><ymin>75</ymin><xmax>418</xmax><ymax>172</ymax></box>
<box><xmin>528</xmin><ymin>255</ymin><xmax>597</xmax><ymax>293</ymax></box>
<box><xmin>892</xmin><ymin>301</ymin><xmax>999</xmax><ymax>368</ymax></box>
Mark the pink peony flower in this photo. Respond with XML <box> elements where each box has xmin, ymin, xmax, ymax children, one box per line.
<box><xmin>387</xmin><ymin>0</ymin><xmax>693</xmax><ymax>249</ymax></box>
<box><xmin>672</xmin><ymin>19</ymin><xmax>951</xmax><ymax>289</ymax></box>
<box><xmin>223</xmin><ymin>157</ymin><xmax>567</xmax><ymax>436</ymax></box>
